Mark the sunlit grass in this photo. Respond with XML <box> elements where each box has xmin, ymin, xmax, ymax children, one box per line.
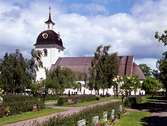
<box><xmin>114</xmin><ymin>111</ymin><xmax>150</xmax><ymax>126</ymax></box>
<box><xmin>0</xmin><ymin>108</ymin><xmax>65</xmax><ymax>126</ymax></box>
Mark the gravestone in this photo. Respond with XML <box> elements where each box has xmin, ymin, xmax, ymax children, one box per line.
<box><xmin>92</xmin><ymin>116</ymin><xmax>99</xmax><ymax>126</ymax></box>
<box><xmin>33</xmin><ymin>104</ymin><xmax>38</xmax><ymax>111</ymax></box>
<box><xmin>103</xmin><ymin>111</ymin><xmax>108</xmax><ymax>121</ymax></box>
<box><xmin>77</xmin><ymin>119</ymin><xmax>86</xmax><ymax>126</ymax></box>
<box><xmin>111</xmin><ymin>109</ymin><xmax>115</xmax><ymax>121</ymax></box>
<box><xmin>119</xmin><ymin>105</ymin><xmax>123</xmax><ymax>113</ymax></box>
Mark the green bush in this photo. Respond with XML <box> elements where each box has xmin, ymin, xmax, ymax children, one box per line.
<box><xmin>39</xmin><ymin>101</ymin><xmax>122</xmax><ymax>126</ymax></box>
<box><xmin>45</xmin><ymin>95</ymin><xmax>58</xmax><ymax>101</ymax></box>
<box><xmin>124</xmin><ymin>96</ymin><xmax>142</xmax><ymax>107</ymax></box>
<box><xmin>57</xmin><ymin>97</ymin><xmax>66</xmax><ymax>106</ymax></box>
<box><xmin>56</xmin><ymin>95</ymin><xmax>100</xmax><ymax>106</ymax></box>
<box><xmin>3</xmin><ymin>95</ymin><xmax>44</xmax><ymax>115</ymax></box>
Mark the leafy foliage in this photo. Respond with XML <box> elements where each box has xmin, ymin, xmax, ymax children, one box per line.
<box><xmin>142</xmin><ymin>77</ymin><xmax>162</xmax><ymax>96</ymax></box>
<box><xmin>28</xmin><ymin>49</ymin><xmax>43</xmax><ymax>81</ymax></box>
<box><xmin>88</xmin><ymin>45</ymin><xmax>119</xmax><ymax>95</ymax></box>
<box><xmin>139</xmin><ymin>64</ymin><xmax>152</xmax><ymax>77</ymax></box>
<box><xmin>120</xmin><ymin>76</ymin><xmax>141</xmax><ymax>96</ymax></box>
<box><xmin>3</xmin><ymin>95</ymin><xmax>44</xmax><ymax>115</ymax></box>
<box><xmin>124</xmin><ymin>96</ymin><xmax>142</xmax><ymax>108</ymax></box>
<box><xmin>45</xmin><ymin>67</ymin><xmax>76</xmax><ymax>95</ymax></box>
<box><xmin>155</xmin><ymin>31</ymin><xmax>167</xmax><ymax>96</ymax></box>
<box><xmin>56</xmin><ymin>95</ymin><xmax>99</xmax><ymax>105</ymax></box>
<box><xmin>0</xmin><ymin>50</ymin><xmax>32</xmax><ymax>93</ymax></box>
<box><xmin>155</xmin><ymin>31</ymin><xmax>167</xmax><ymax>45</ymax></box>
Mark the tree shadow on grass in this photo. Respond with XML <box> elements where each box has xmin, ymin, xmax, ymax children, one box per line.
<box><xmin>141</xmin><ymin>116</ymin><xmax>167</xmax><ymax>126</ymax></box>
<box><xmin>132</xmin><ymin>97</ymin><xmax>167</xmax><ymax>113</ymax></box>
<box><xmin>137</xmin><ymin>97</ymin><xmax>167</xmax><ymax>126</ymax></box>
<box><xmin>133</xmin><ymin>102</ymin><xmax>167</xmax><ymax>113</ymax></box>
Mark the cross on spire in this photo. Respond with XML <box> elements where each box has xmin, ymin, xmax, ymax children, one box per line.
<box><xmin>45</xmin><ymin>7</ymin><xmax>55</xmax><ymax>29</ymax></box>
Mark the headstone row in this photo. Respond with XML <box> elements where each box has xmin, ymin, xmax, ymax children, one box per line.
<box><xmin>77</xmin><ymin>105</ymin><xmax>123</xmax><ymax>126</ymax></box>
<box><xmin>77</xmin><ymin>105</ymin><xmax>124</xmax><ymax>126</ymax></box>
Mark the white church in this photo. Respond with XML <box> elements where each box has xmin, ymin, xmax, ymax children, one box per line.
<box><xmin>34</xmin><ymin>8</ymin><xmax>145</xmax><ymax>95</ymax></box>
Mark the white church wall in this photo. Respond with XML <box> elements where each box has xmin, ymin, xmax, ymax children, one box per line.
<box><xmin>35</xmin><ymin>47</ymin><xmax>64</xmax><ymax>81</ymax></box>
<box><xmin>36</xmin><ymin>67</ymin><xmax>46</xmax><ymax>81</ymax></box>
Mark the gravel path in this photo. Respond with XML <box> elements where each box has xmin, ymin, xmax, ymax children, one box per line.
<box><xmin>5</xmin><ymin>99</ymin><xmax>119</xmax><ymax>126</ymax></box>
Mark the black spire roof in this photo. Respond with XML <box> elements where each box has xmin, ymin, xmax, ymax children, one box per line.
<box><xmin>45</xmin><ymin>7</ymin><xmax>55</xmax><ymax>25</ymax></box>
<box><xmin>34</xmin><ymin>7</ymin><xmax>64</xmax><ymax>50</ymax></box>
<box><xmin>35</xmin><ymin>30</ymin><xmax>64</xmax><ymax>50</ymax></box>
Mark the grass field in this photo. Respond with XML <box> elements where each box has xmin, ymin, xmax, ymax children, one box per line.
<box><xmin>0</xmin><ymin>108</ymin><xmax>65</xmax><ymax>126</ymax></box>
<box><xmin>114</xmin><ymin>111</ymin><xmax>150</xmax><ymax>126</ymax></box>
<box><xmin>66</xmin><ymin>96</ymin><xmax>120</xmax><ymax>107</ymax></box>
<box><xmin>45</xmin><ymin>96</ymin><xmax>120</xmax><ymax>107</ymax></box>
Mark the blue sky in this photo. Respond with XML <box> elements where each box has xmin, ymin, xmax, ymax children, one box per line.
<box><xmin>3</xmin><ymin>0</ymin><xmax>140</xmax><ymax>15</ymax></box>
<box><xmin>0</xmin><ymin>0</ymin><xmax>166</xmax><ymax>69</ymax></box>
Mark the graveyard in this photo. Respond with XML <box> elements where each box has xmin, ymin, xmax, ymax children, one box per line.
<box><xmin>0</xmin><ymin>0</ymin><xmax>167</xmax><ymax>126</ymax></box>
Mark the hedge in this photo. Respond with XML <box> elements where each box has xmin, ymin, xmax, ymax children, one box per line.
<box><xmin>38</xmin><ymin>101</ymin><xmax>122</xmax><ymax>126</ymax></box>
<box><xmin>124</xmin><ymin>96</ymin><xmax>142</xmax><ymax>108</ymax></box>
<box><xmin>45</xmin><ymin>95</ymin><xmax>58</xmax><ymax>101</ymax></box>
<box><xmin>57</xmin><ymin>95</ymin><xmax>100</xmax><ymax>105</ymax></box>
<box><xmin>2</xmin><ymin>95</ymin><xmax>44</xmax><ymax>115</ymax></box>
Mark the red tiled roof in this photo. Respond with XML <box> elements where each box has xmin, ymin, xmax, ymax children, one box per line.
<box><xmin>51</xmin><ymin>56</ymin><xmax>145</xmax><ymax>80</ymax></box>
<box><xmin>52</xmin><ymin>57</ymin><xmax>93</xmax><ymax>74</ymax></box>
<box><xmin>132</xmin><ymin>63</ymin><xmax>145</xmax><ymax>80</ymax></box>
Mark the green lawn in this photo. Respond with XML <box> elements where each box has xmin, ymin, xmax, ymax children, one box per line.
<box><xmin>114</xmin><ymin>111</ymin><xmax>150</xmax><ymax>126</ymax></box>
<box><xmin>0</xmin><ymin>108</ymin><xmax>65</xmax><ymax>126</ymax></box>
<box><xmin>45</xmin><ymin>96</ymin><xmax>119</xmax><ymax>107</ymax></box>
<box><xmin>66</xmin><ymin>96</ymin><xmax>120</xmax><ymax>107</ymax></box>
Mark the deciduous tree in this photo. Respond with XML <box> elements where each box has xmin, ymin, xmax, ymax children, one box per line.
<box><xmin>142</xmin><ymin>77</ymin><xmax>162</xmax><ymax>97</ymax></box>
<box><xmin>139</xmin><ymin>64</ymin><xmax>152</xmax><ymax>77</ymax></box>
<box><xmin>155</xmin><ymin>31</ymin><xmax>167</xmax><ymax>96</ymax></box>
<box><xmin>45</xmin><ymin>67</ymin><xmax>76</xmax><ymax>95</ymax></box>
<box><xmin>89</xmin><ymin>45</ymin><xmax>119</xmax><ymax>95</ymax></box>
<box><xmin>0</xmin><ymin>50</ymin><xmax>32</xmax><ymax>94</ymax></box>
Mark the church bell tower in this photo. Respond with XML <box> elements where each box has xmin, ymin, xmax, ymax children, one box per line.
<box><xmin>34</xmin><ymin>7</ymin><xmax>65</xmax><ymax>81</ymax></box>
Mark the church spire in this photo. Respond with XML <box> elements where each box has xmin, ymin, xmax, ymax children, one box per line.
<box><xmin>45</xmin><ymin>7</ymin><xmax>55</xmax><ymax>30</ymax></box>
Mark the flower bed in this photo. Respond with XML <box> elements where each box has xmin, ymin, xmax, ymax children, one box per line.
<box><xmin>39</xmin><ymin>101</ymin><xmax>123</xmax><ymax>126</ymax></box>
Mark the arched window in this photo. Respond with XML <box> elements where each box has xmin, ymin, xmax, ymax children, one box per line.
<box><xmin>43</xmin><ymin>49</ymin><xmax>47</xmax><ymax>56</ymax></box>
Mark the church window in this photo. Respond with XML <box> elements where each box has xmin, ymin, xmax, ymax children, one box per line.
<box><xmin>43</xmin><ymin>49</ymin><xmax>48</xmax><ymax>56</ymax></box>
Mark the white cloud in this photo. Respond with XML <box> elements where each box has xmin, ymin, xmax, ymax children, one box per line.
<box><xmin>66</xmin><ymin>3</ymin><xmax>108</xmax><ymax>15</ymax></box>
<box><xmin>0</xmin><ymin>0</ymin><xmax>167</xmax><ymax>69</ymax></box>
<box><xmin>135</xmin><ymin>58</ymin><xmax>158</xmax><ymax>70</ymax></box>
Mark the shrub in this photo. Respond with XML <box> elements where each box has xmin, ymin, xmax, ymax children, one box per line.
<box><xmin>124</xmin><ymin>96</ymin><xmax>142</xmax><ymax>107</ymax></box>
<box><xmin>56</xmin><ymin>95</ymin><xmax>100</xmax><ymax>106</ymax></box>
<box><xmin>96</xmin><ymin>96</ymin><xmax>100</xmax><ymax>101</ymax></box>
<box><xmin>39</xmin><ymin>101</ymin><xmax>122</xmax><ymax>126</ymax></box>
<box><xmin>57</xmin><ymin>97</ymin><xmax>66</xmax><ymax>106</ymax></box>
<box><xmin>3</xmin><ymin>95</ymin><xmax>44</xmax><ymax>115</ymax></box>
<box><xmin>45</xmin><ymin>95</ymin><xmax>58</xmax><ymax>101</ymax></box>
